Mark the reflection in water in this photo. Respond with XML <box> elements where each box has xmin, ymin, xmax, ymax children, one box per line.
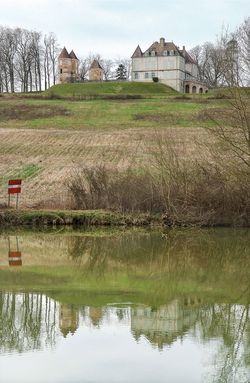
<box><xmin>59</xmin><ymin>304</ymin><xmax>79</xmax><ymax>337</ymax></box>
<box><xmin>8</xmin><ymin>236</ymin><xmax>22</xmax><ymax>267</ymax></box>
<box><xmin>0</xmin><ymin>229</ymin><xmax>250</xmax><ymax>382</ymax></box>
<box><xmin>0</xmin><ymin>291</ymin><xmax>249</xmax><ymax>382</ymax></box>
<box><xmin>0</xmin><ymin>292</ymin><xmax>57</xmax><ymax>353</ymax></box>
<box><xmin>131</xmin><ymin>299</ymin><xmax>200</xmax><ymax>350</ymax></box>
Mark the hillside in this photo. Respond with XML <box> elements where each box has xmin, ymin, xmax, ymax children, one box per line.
<box><xmin>45</xmin><ymin>81</ymin><xmax>178</xmax><ymax>98</ymax></box>
<box><xmin>0</xmin><ymin>82</ymin><xmax>235</xmax><ymax>210</ymax></box>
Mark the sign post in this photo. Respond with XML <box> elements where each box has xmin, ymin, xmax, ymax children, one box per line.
<box><xmin>8</xmin><ymin>179</ymin><xmax>22</xmax><ymax>209</ymax></box>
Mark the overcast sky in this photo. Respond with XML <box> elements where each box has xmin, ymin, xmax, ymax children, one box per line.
<box><xmin>0</xmin><ymin>0</ymin><xmax>249</xmax><ymax>59</ymax></box>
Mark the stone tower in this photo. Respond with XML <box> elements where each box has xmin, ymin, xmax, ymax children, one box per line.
<box><xmin>89</xmin><ymin>60</ymin><xmax>104</xmax><ymax>81</ymax></box>
<box><xmin>58</xmin><ymin>47</ymin><xmax>79</xmax><ymax>83</ymax></box>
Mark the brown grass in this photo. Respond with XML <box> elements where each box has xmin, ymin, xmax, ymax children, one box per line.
<box><xmin>0</xmin><ymin>104</ymin><xmax>70</xmax><ymax>120</ymax></box>
<box><xmin>0</xmin><ymin>126</ymin><xmax>210</xmax><ymax>209</ymax></box>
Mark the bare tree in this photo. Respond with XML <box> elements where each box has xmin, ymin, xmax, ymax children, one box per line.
<box><xmin>236</xmin><ymin>17</ymin><xmax>250</xmax><ymax>85</ymax></box>
<box><xmin>78</xmin><ymin>57</ymin><xmax>89</xmax><ymax>81</ymax></box>
<box><xmin>47</xmin><ymin>33</ymin><xmax>59</xmax><ymax>86</ymax></box>
<box><xmin>100</xmin><ymin>59</ymin><xmax>114</xmax><ymax>81</ymax></box>
<box><xmin>189</xmin><ymin>42</ymin><xmax>225</xmax><ymax>87</ymax></box>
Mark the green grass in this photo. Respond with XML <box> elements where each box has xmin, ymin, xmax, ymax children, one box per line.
<box><xmin>0</xmin><ymin>97</ymin><xmax>224</xmax><ymax>130</ymax></box>
<box><xmin>45</xmin><ymin>81</ymin><xmax>178</xmax><ymax>98</ymax></box>
<box><xmin>0</xmin><ymin>164</ymin><xmax>41</xmax><ymax>187</ymax></box>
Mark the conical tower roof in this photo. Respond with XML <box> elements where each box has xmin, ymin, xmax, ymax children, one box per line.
<box><xmin>131</xmin><ymin>45</ymin><xmax>143</xmax><ymax>58</ymax></box>
<box><xmin>90</xmin><ymin>59</ymin><xmax>103</xmax><ymax>70</ymax></box>
<box><xmin>59</xmin><ymin>47</ymin><xmax>70</xmax><ymax>59</ymax></box>
<box><xmin>69</xmin><ymin>50</ymin><xmax>78</xmax><ymax>60</ymax></box>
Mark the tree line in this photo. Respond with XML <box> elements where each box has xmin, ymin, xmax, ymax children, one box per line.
<box><xmin>0</xmin><ymin>26</ymin><xmax>131</xmax><ymax>93</ymax></box>
<box><xmin>78</xmin><ymin>54</ymin><xmax>131</xmax><ymax>82</ymax></box>
<box><xmin>0</xmin><ymin>18</ymin><xmax>249</xmax><ymax>93</ymax></box>
<box><xmin>190</xmin><ymin>17</ymin><xmax>250</xmax><ymax>87</ymax></box>
<box><xmin>0</xmin><ymin>27</ymin><xmax>59</xmax><ymax>92</ymax></box>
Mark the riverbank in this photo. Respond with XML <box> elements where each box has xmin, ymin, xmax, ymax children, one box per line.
<box><xmin>0</xmin><ymin>209</ymin><xmax>163</xmax><ymax>227</ymax></box>
<box><xmin>1</xmin><ymin>208</ymin><xmax>250</xmax><ymax>227</ymax></box>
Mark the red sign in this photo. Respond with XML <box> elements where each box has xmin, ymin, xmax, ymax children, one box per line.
<box><xmin>8</xmin><ymin>251</ymin><xmax>22</xmax><ymax>266</ymax></box>
<box><xmin>8</xmin><ymin>179</ymin><xmax>22</xmax><ymax>194</ymax></box>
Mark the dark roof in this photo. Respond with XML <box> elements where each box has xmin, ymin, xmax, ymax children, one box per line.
<box><xmin>59</xmin><ymin>47</ymin><xmax>70</xmax><ymax>59</ymax></box>
<box><xmin>144</xmin><ymin>40</ymin><xmax>181</xmax><ymax>56</ymax></box>
<box><xmin>69</xmin><ymin>50</ymin><xmax>78</xmax><ymax>60</ymax></box>
<box><xmin>90</xmin><ymin>60</ymin><xmax>103</xmax><ymax>70</ymax></box>
<box><xmin>131</xmin><ymin>45</ymin><xmax>143</xmax><ymax>58</ymax></box>
<box><xmin>132</xmin><ymin>38</ymin><xmax>197</xmax><ymax>65</ymax></box>
<box><xmin>181</xmin><ymin>50</ymin><xmax>196</xmax><ymax>64</ymax></box>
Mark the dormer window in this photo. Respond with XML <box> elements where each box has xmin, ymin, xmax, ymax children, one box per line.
<box><xmin>163</xmin><ymin>51</ymin><xmax>168</xmax><ymax>56</ymax></box>
<box><xmin>151</xmin><ymin>51</ymin><xmax>155</xmax><ymax>56</ymax></box>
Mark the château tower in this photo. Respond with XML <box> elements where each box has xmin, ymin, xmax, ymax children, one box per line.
<box><xmin>58</xmin><ymin>47</ymin><xmax>79</xmax><ymax>83</ymax></box>
<box><xmin>89</xmin><ymin>60</ymin><xmax>104</xmax><ymax>81</ymax></box>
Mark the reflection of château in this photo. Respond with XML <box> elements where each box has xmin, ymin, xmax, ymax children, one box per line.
<box><xmin>131</xmin><ymin>298</ymin><xmax>200</xmax><ymax>350</ymax></box>
<box><xmin>1</xmin><ymin>291</ymin><xmax>249</xmax><ymax>366</ymax></box>
<box><xmin>59</xmin><ymin>304</ymin><xmax>79</xmax><ymax>337</ymax></box>
<box><xmin>89</xmin><ymin>307</ymin><xmax>103</xmax><ymax>327</ymax></box>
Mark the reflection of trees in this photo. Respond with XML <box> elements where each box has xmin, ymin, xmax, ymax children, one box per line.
<box><xmin>0</xmin><ymin>289</ymin><xmax>249</xmax><ymax>382</ymax></box>
<box><xmin>199</xmin><ymin>303</ymin><xmax>250</xmax><ymax>383</ymax></box>
<box><xmin>66</xmin><ymin>229</ymin><xmax>250</xmax><ymax>308</ymax></box>
<box><xmin>0</xmin><ymin>292</ymin><xmax>57</xmax><ymax>353</ymax></box>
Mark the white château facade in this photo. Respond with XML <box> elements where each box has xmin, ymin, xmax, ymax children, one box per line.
<box><xmin>131</xmin><ymin>37</ymin><xmax>207</xmax><ymax>93</ymax></box>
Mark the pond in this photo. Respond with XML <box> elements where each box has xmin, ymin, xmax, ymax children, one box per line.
<box><xmin>0</xmin><ymin>228</ymin><xmax>249</xmax><ymax>383</ymax></box>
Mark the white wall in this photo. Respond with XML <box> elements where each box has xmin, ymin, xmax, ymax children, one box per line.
<box><xmin>132</xmin><ymin>55</ymin><xmax>186</xmax><ymax>91</ymax></box>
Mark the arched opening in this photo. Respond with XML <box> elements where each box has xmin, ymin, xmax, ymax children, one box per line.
<box><xmin>199</xmin><ymin>88</ymin><xmax>203</xmax><ymax>94</ymax></box>
<box><xmin>192</xmin><ymin>86</ymin><xmax>197</xmax><ymax>94</ymax></box>
<box><xmin>185</xmin><ymin>84</ymin><xmax>190</xmax><ymax>93</ymax></box>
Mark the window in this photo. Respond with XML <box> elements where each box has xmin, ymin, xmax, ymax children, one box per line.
<box><xmin>151</xmin><ymin>72</ymin><xmax>155</xmax><ymax>78</ymax></box>
<box><xmin>151</xmin><ymin>51</ymin><xmax>155</xmax><ymax>56</ymax></box>
<box><xmin>163</xmin><ymin>51</ymin><xmax>168</xmax><ymax>56</ymax></box>
<box><xmin>60</xmin><ymin>69</ymin><xmax>62</xmax><ymax>74</ymax></box>
<box><xmin>145</xmin><ymin>73</ymin><xmax>149</xmax><ymax>79</ymax></box>
<box><xmin>134</xmin><ymin>72</ymin><xmax>139</xmax><ymax>79</ymax></box>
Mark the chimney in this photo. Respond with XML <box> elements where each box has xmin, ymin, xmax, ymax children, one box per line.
<box><xmin>160</xmin><ymin>37</ymin><xmax>165</xmax><ymax>47</ymax></box>
<box><xmin>182</xmin><ymin>45</ymin><xmax>186</xmax><ymax>52</ymax></box>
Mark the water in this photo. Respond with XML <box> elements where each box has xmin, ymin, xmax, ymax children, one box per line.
<box><xmin>0</xmin><ymin>228</ymin><xmax>249</xmax><ymax>383</ymax></box>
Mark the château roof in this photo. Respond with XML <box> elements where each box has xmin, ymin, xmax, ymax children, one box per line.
<box><xmin>59</xmin><ymin>47</ymin><xmax>70</xmax><ymax>59</ymax></box>
<box><xmin>181</xmin><ymin>49</ymin><xmax>196</xmax><ymax>64</ymax></box>
<box><xmin>90</xmin><ymin>59</ymin><xmax>103</xmax><ymax>70</ymax></box>
<box><xmin>131</xmin><ymin>45</ymin><xmax>143</xmax><ymax>58</ymax></box>
<box><xmin>69</xmin><ymin>50</ymin><xmax>78</xmax><ymax>60</ymax></box>
<box><xmin>144</xmin><ymin>40</ymin><xmax>181</xmax><ymax>56</ymax></box>
<box><xmin>131</xmin><ymin>38</ymin><xmax>197</xmax><ymax>65</ymax></box>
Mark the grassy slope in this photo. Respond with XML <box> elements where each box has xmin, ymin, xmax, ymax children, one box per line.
<box><xmin>0</xmin><ymin>82</ymin><xmax>227</xmax><ymax>208</ymax></box>
<box><xmin>45</xmin><ymin>81</ymin><xmax>178</xmax><ymax>97</ymax></box>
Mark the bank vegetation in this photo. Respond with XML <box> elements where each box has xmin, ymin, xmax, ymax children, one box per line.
<box><xmin>67</xmin><ymin>88</ymin><xmax>250</xmax><ymax>227</ymax></box>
